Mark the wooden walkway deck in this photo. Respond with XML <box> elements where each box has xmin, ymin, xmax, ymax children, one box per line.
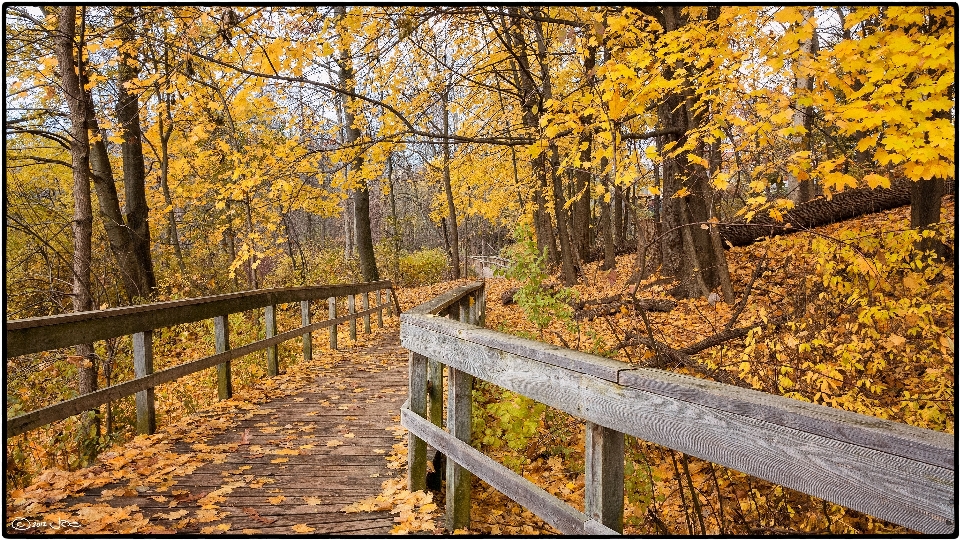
<box><xmin>39</xmin><ymin>331</ymin><xmax>410</xmax><ymax>534</ymax></box>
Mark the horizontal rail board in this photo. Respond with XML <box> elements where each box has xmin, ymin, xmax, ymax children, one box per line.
<box><xmin>6</xmin><ymin>281</ymin><xmax>392</xmax><ymax>357</ymax></box>
<box><xmin>405</xmin><ymin>282</ymin><xmax>483</xmax><ymax>316</ymax></box>
<box><xmin>6</xmin><ymin>304</ymin><xmax>385</xmax><ymax>437</ymax></box>
<box><xmin>400</xmin><ymin>314</ymin><xmax>954</xmax><ymax>534</ymax></box>
<box><xmin>400</xmin><ymin>406</ymin><xmax>616</xmax><ymax>535</ymax></box>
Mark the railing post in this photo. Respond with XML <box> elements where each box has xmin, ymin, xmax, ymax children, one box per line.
<box><xmin>133</xmin><ymin>330</ymin><xmax>156</xmax><ymax>434</ymax></box>
<box><xmin>477</xmin><ymin>285</ymin><xmax>486</xmax><ymax>328</ymax></box>
<box><xmin>427</xmin><ymin>359</ymin><xmax>443</xmax><ymax>428</ymax></box>
<box><xmin>362</xmin><ymin>291</ymin><xmax>371</xmax><ymax>333</ymax></box>
<box><xmin>408</xmin><ymin>351</ymin><xmax>428</xmax><ymax>492</ymax></box>
<box><xmin>328</xmin><ymin>296</ymin><xmax>337</xmax><ymax>350</ymax></box>
<box><xmin>468</xmin><ymin>294</ymin><xmax>478</xmax><ymax>326</ymax></box>
<box><xmin>376</xmin><ymin>289</ymin><xmax>384</xmax><ymax>327</ymax></box>
<box><xmin>585</xmin><ymin>422</ymin><xmax>624</xmax><ymax>533</ymax></box>
<box><xmin>214</xmin><ymin>315</ymin><xmax>232</xmax><ymax>399</ymax></box>
<box><xmin>386</xmin><ymin>289</ymin><xmax>394</xmax><ymax>316</ymax></box>
<box><xmin>459</xmin><ymin>298</ymin><xmax>469</xmax><ymax>324</ymax></box>
<box><xmin>265</xmin><ymin>304</ymin><xmax>278</xmax><ymax>376</ymax></box>
<box><xmin>446</xmin><ymin>364</ymin><xmax>473</xmax><ymax>531</ymax></box>
<box><xmin>349</xmin><ymin>294</ymin><xmax>357</xmax><ymax>341</ymax></box>
<box><xmin>301</xmin><ymin>300</ymin><xmax>312</xmax><ymax>362</ymax></box>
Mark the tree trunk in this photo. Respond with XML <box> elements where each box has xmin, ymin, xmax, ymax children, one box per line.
<box><xmin>335</xmin><ymin>5</ymin><xmax>378</xmax><ymax>282</ymax></box>
<box><xmin>114</xmin><ymin>5</ymin><xmax>155</xmax><ymax>299</ymax></box>
<box><xmin>911</xmin><ymin>178</ymin><xmax>947</xmax><ymax>257</ymax></box>
<box><xmin>719</xmin><ymin>179</ymin><xmax>954</xmax><ymax>247</ymax></box>
<box><xmin>655</xmin><ymin>6</ymin><xmax>729</xmax><ymax>299</ymax></box>
<box><xmin>786</xmin><ymin>9</ymin><xmax>816</xmax><ymax>204</ymax></box>
<box><xmin>158</xmin><ymin>91</ymin><xmax>185</xmax><ymax>274</ymax></box>
<box><xmin>507</xmin><ymin>8</ymin><xmax>558</xmax><ymax>267</ymax></box>
<box><xmin>572</xmin><ymin>46</ymin><xmax>596</xmax><ymax>262</ymax></box>
<box><xmin>442</xmin><ymin>86</ymin><xmax>461</xmax><ymax>279</ymax></box>
<box><xmin>54</xmin><ymin>4</ymin><xmax>98</xmax><ymax>466</ymax></box>
<box><xmin>599</xmin><ymin>163</ymin><xmax>617</xmax><ymax>271</ymax></box>
<box><xmin>531</xmin><ymin>14</ymin><xmax>577</xmax><ymax>285</ymax></box>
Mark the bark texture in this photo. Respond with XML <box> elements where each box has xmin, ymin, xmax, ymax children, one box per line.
<box><xmin>719</xmin><ymin>179</ymin><xmax>954</xmax><ymax>248</ymax></box>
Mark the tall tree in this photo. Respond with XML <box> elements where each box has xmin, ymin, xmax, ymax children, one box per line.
<box><xmin>335</xmin><ymin>5</ymin><xmax>379</xmax><ymax>282</ymax></box>
<box><xmin>114</xmin><ymin>5</ymin><xmax>156</xmax><ymax>297</ymax></box>
<box><xmin>51</xmin><ymin>5</ymin><xmax>98</xmax><ymax>465</ymax></box>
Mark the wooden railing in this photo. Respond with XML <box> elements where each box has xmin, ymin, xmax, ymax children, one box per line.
<box><xmin>400</xmin><ymin>282</ymin><xmax>955</xmax><ymax>535</ymax></box>
<box><xmin>5</xmin><ymin>281</ymin><xmax>399</xmax><ymax>438</ymax></box>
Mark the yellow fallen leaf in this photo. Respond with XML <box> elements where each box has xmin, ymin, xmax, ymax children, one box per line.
<box><xmin>326</xmin><ymin>440</ymin><xmax>343</xmax><ymax>447</ymax></box>
<box><xmin>268</xmin><ymin>495</ymin><xmax>286</xmax><ymax>505</ymax></box>
<box><xmin>157</xmin><ymin>509</ymin><xmax>190</xmax><ymax>520</ymax></box>
<box><xmin>291</xmin><ymin>523</ymin><xmax>315</xmax><ymax>533</ymax></box>
<box><xmin>303</xmin><ymin>496</ymin><xmax>323</xmax><ymax>505</ymax></box>
<box><xmin>343</xmin><ymin>433</ymin><xmax>355</xmax><ymax>439</ymax></box>
<box><xmin>270</xmin><ymin>458</ymin><xmax>289</xmax><ymax>463</ymax></box>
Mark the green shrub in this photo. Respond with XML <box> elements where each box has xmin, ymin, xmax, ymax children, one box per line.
<box><xmin>398</xmin><ymin>248</ymin><xmax>448</xmax><ymax>287</ymax></box>
<box><xmin>499</xmin><ymin>223</ymin><xmax>577</xmax><ymax>335</ymax></box>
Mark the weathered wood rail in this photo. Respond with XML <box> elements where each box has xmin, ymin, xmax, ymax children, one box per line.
<box><xmin>400</xmin><ymin>282</ymin><xmax>955</xmax><ymax>535</ymax></box>
<box><xmin>5</xmin><ymin>281</ymin><xmax>399</xmax><ymax>438</ymax></box>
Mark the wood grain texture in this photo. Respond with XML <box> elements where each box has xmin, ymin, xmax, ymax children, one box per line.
<box><xmin>405</xmin><ymin>282</ymin><xmax>483</xmax><ymax>315</ymax></box>
<box><xmin>6</xmin><ymin>304</ymin><xmax>389</xmax><ymax>437</ymax></box>
<box><xmin>400</xmin><ymin>314</ymin><xmax>627</xmax><ymax>382</ymax></box>
<box><xmin>400</xmin><ymin>315</ymin><xmax>954</xmax><ymax>534</ymax></box>
<box><xmin>376</xmin><ymin>290</ymin><xmax>384</xmax><ymax>327</ymax></box>
<box><xmin>328</xmin><ymin>296</ymin><xmax>338</xmax><ymax>350</ymax></box>
<box><xmin>301</xmin><ymin>300</ymin><xmax>312</xmax><ymax>362</ymax></box>
<box><xmin>214</xmin><ymin>315</ymin><xmax>232</xmax><ymax>400</ymax></box>
<box><xmin>362</xmin><ymin>292</ymin><xmax>371</xmax><ymax>333</ymax></box>
<box><xmin>585</xmin><ymin>422</ymin><xmax>623</xmax><ymax>532</ymax></box>
<box><xmin>408</xmin><ymin>352</ymin><xmax>428</xmax><ymax>492</ymax></box>
<box><xmin>348</xmin><ymin>294</ymin><xmax>357</xmax><ymax>341</ymax></box>
<box><xmin>6</xmin><ymin>281</ymin><xmax>393</xmax><ymax>357</ymax></box>
<box><xmin>265</xmin><ymin>305</ymin><xmax>278</xmax><ymax>376</ymax></box>
<box><xmin>50</xmin><ymin>331</ymin><xmax>409</xmax><ymax>535</ymax></box>
<box><xmin>618</xmin><ymin>369</ymin><xmax>954</xmax><ymax>470</ymax></box>
<box><xmin>401</xmin><ymin>407</ymin><xmax>610</xmax><ymax>536</ymax></box>
<box><xmin>446</xmin><ymin>366</ymin><xmax>473</xmax><ymax>531</ymax></box>
<box><xmin>133</xmin><ymin>330</ymin><xmax>155</xmax><ymax>435</ymax></box>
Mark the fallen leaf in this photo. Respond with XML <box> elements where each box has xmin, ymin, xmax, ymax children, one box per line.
<box><xmin>291</xmin><ymin>523</ymin><xmax>316</xmax><ymax>533</ymax></box>
<box><xmin>268</xmin><ymin>495</ymin><xmax>286</xmax><ymax>505</ymax></box>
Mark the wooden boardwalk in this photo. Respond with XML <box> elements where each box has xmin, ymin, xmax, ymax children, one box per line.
<box><xmin>46</xmin><ymin>331</ymin><xmax>410</xmax><ymax>534</ymax></box>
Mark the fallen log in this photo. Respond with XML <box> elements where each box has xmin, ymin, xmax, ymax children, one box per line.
<box><xmin>718</xmin><ymin>179</ymin><xmax>953</xmax><ymax>248</ymax></box>
<box><xmin>574</xmin><ymin>297</ymin><xmax>676</xmax><ymax>321</ymax></box>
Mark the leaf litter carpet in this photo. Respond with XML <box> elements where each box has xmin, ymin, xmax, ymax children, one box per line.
<box><xmin>6</xmin><ymin>323</ymin><xmax>411</xmax><ymax>534</ymax></box>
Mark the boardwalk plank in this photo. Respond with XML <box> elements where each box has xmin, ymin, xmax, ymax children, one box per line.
<box><xmin>34</xmin><ymin>331</ymin><xmax>410</xmax><ymax>535</ymax></box>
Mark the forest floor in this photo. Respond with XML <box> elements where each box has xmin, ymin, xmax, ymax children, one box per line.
<box><xmin>5</xmin><ymin>198</ymin><xmax>954</xmax><ymax>535</ymax></box>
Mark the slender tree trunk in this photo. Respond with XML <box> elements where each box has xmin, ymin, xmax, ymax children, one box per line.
<box><xmin>54</xmin><ymin>5</ymin><xmax>98</xmax><ymax>466</ymax></box>
<box><xmin>441</xmin><ymin>86</ymin><xmax>461</xmax><ymax>278</ymax></box>
<box><xmin>114</xmin><ymin>5</ymin><xmax>155</xmax><ymax>299</ymax></box>
<box><xmin>335</xmin><ymin>5</ymin><xmax>378</xmax><ymax>281</ymax></box>
<box><xmin>387</xmin><ymin>154</ymin><xmax>402</xmax><ymax>277</ymax></box>
<box><xmin>599</xmin><ymin>159</ymin><xmax>617</xmax><ymax>270</ymax></box>
<box><xmin>787</xmin><ymin>10</ymin><xmax>816</xmax><ymax>204</ymax></box>
<box><xmin>531</xmin><ymin>15</ymin><xmax>577</xmax><ymax>285</ymax></box>
<box><xmin>573</xmin><ymin>45</ymin><xmax>597</xmax><ymax>262</ymax></box>
<box><xmin>158</xmin><ymin>92</ymin><xmax>185</xmax><ymax>274</ymax></box>
<box><xmin>507</xmin><ymin>8</ymin><xmax>558</xmax><ymax>266</ymax></box>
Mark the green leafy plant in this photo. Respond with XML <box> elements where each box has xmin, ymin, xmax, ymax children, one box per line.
<box><xmin>499</xmin><ymin>223</ymin><xmax>578</xmax><ymax>336</ymax></box>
